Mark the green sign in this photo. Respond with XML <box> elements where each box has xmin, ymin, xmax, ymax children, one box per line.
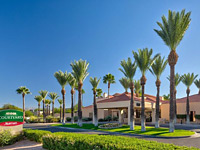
<box><xmin>0</xmin><ymin>109</ymin><xmax>24</xmax><ymax>126</ymax></box>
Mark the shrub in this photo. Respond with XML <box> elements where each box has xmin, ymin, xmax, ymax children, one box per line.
<box><xmin>74</xmin><ymin>116</ymin><xmax>78</xmax><ymax>122</ymax></box>
<box><xmin>98</xmin><ymin>118</ymin><xmax>105</xmax><ymax>122</ymax></box>
<box><xmin>0</xmin><ymin>130</ymin><xmax>23</xmax><ymax>147</ymax></box>
<box><xmin>25</xmin><ymin>110</ymin><xmax>34</xmax><ymax>117</ymax></box>
<box><xmin>99</xmin><ymin>123</ymin><xmax>121</xmax><ymax>129</ymax></box>
<box><xmin>104</xmin><ymin>115</ymin><xmax>112</xmax><ymax>122</ymax></box>
<box><xmin>83</xmin><ymin>117</ymin><xmax>92</xmax><ymax>122</ymax></box>
<box><xmin>66</xmin><ymin>117</ymin><xmax>71</xmax><ymax>122</ymax></box>
<box><xmin>42</xmin><ymin>132</ymin><xmax>197</xmax><ymax>150</ymax></box>
<box><xmin>23</xmin><ymin>129</ymin><xmax>51</xmax><ymax>143</ymax></box>
<box><xmin>113</xmin><ymin>116</ymin><xmax>118</xmax><ymax>121</ymax></box>
<box><xmin>195</xmin><ymin>115</ymin><xmax>200</xmax><ymax>120</ymax></box>
<box><xmin>177</xmin><ymin>114</ymin><xmax>186</xmax><ymax>119</ymax></box>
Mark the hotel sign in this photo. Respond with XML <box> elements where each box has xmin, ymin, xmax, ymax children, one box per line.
<box><xmin>0</xmin><ymin>110</ymin><xmax>24</xmax><ymax>126</ymax></box>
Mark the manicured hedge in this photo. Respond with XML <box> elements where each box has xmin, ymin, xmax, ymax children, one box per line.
<box><xmin>0</xmin><ymin>130</ymin><xmax>23</xmax><ymax>147</ymax></box>
<box><xmin>42</xmin><ymin>132</ymin><xmax>198</xmax><ymax>150</ymax></box>
<box><xmin>177</xmin><ymin>114</ymin><xmax>186</xmax><ymax>119</ymax></box>
<box><xmin>195</xmin><ymin>115</ymin><xmax>200</xmax><ymax>120</ymax></box>
<box><xmin>23</xmin><ymin>129</ymin><xmax>51</xmax><ymax>143</ymax></box>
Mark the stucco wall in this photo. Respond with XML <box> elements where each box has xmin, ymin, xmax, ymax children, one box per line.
<box><xmin>161</xmin><ymin>102</ymin><xmax>200</xmax><ymax>121</ymax></box>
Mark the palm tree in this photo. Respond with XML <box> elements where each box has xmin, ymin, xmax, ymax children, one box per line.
<box><xmin>154</xmin><ymin>9</ymin><xmax>191</xmax><ymax>132</ymax></box>
<box><xmin>150</xmin><ymin>56</ymin><xmax>168</xmax><ymax>128</ymax></box>
<box><xmin>16</xmin><ymin>86</ymin><xmax>31</xmax><ymax>122</ymax></box>
<box><xmin>119</xmin><ymin>77</ymin><xmax>130</xmax><ymax>93</ymax></box>
<box><xmin>48</xmin><ymin>92</ymin><xmax>59</xmax><ymax>116</ymax></box>
<box><xmin>96</xmin><ymin>88</ymin><xmax>103</xmax><ymax>98</ymax></box>
<box><xmin>134</xmin><ymin>80</ymin><xmax>141</xmax><ymax>97</ymax></box>
<box><xmin>89</xmin><ymin>77</ymin><xmax>101</xmax><ymax>126</ymax></box>
<box><xmin>167</xmin><ymin>73</ymin><xmax>183</xmax><ymax>123</ymax></box>
<box><xmin>34</xmin><ymin>95</ymin><xmax>43</xmax><ymax>118</ymax></box>
<box><xmin>57</xmin><ymin>99</ymin><xmax>63</xmax><ymax>123</ymax></box>
<box><xmin>54</xmin><ymin>71</ymin><xmax>70</xmax><ymax>124</ymax></box>
<box><xmin>163</xmin><ymin>94</ymin><xmax>170</xmax><ymax>100</ymax></box>
<box><xmin>39</xmin><ymin>90</ymin><xmax>48</xmax><ymax>122</ymax></box>
<box><xmin>71</xmin><ymin>59</ymin><xmax>89</xmax><ymax>127</ymax></box>
<box><xmin>119</xmin><ymin>57</ymin><xmax>137</xmax><ymax>130</ymax></box>
<box><xmin>45</xmin><ymin>99</ymin><xmax>50</xmax><ymax>116</ymax></box>
<box><xmin>103</xmin><ymin>73</ymin><xmax>116</xmax><ymax>98</ymax></box>
<box><xmin>48</xmin><ymin>100</ymin><xmax>51</xmax><ymax>115</ymax></box>
<box><xmin>68</xmin><ymin>73</ymin><xmax>77</xmax><ymax>124</ymax></box>
<box><xmin>194</xmin><ymin>79</ymin><xmax>200</xmax><ymax>94</ymax></box>
<box><xmin>133</xmin><ymin>48</ymin><xmax>159</xmax><ymax>131</ymax></box>
<box><xmin>181</xmin><ymin>73</ymin><xmax>198</xmax><ymax>124</ymax></box>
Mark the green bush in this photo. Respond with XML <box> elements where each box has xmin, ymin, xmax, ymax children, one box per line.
<box><xmin>195</xmin><ymin>114</ymin><xmax>200</xmax><ymax>120</ymax></box>
<box><xmin>98</xmin><ymin>118</ymin><xmax>105</xmax><ymax>122</ymax></box>
<box><xmin>23</xmin><ymin>129</ymin><xmax>51</xmax><ymax>143</ymax></box>
<box><xmin>104</xmin><ymin>115</ymin><xmax>112</xmax><ymax>121</ymax></box>
<box><xmin>25</xmin><ymin>110</ymin><xmax>34</xmax><ymax>117</ymax></box>
<box><xmin>0</xmin><ymin>130</ymin><xmax>23</xmax><ymax>147</ymax></box>
<box><xmin>177</xmin><ymin>114</ymin><xmax>186</xmax><ymax>119</ymax></box>
<box><xmin>83</xmin><ymin>117</ymin><xmax>92</xmax><ymax>122</ymax></box>
<box><xmin>66</xmin><ymin>117</ymin><xmax>71</xmax><ymax>122</ymax></box>
<box><xmin>42</xmin><ymin>132</ymin><xmax>198</xmax><ymax>150</ymax></box>
<box><xmin>113</xmin><ymin>116</ymin><xmax>118</xmax><ymax>121</ymax></box>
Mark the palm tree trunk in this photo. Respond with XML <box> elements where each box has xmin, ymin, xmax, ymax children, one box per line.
<box><xmin>52</xmin><ymin>102</ymin><xmax>54</xmax><ymax>116</ymax></box>
<box><xmin>130</xmin><ymin>82</ymin><xmax>135</xmax><ymax>130</ymax></box>
<box><xmin>155</xmin><ymin>80</ymin><xmax>161</xmax><ymax>128</ymax></box>
<box><xmin>38</xmin><ymin>103</ymin><xmax>40</xmax><ymax>122</ymax></box>
<box><xmin>186</xmin><ymin>88</ymin><xmax>190</xmax><ymax>124</ymax></box>
<box><xmin>93</xmin><ymin>90</ymin><xmax>98</xmax><ymax>126</ymax></box>
<box><xmin>46</xmin><ymin>105</ymin><xmax>48</xmax><ymax>117</ymax></box>
<box><xmin>108</xmin><ymin>82</ymin><xmax>110</xmax><ymax>98</ymax></box>
<box><xmin>174</xmin><ymin>90</ymin><xmax>177</xmax><ymax>124</ymax></box>
<box><xmin>43</xmin><ymin>100</ymin><xmax>45</xmax><ymax>123</ymax></box>
<box><xmin>60</xmin><ymin>105</ymin><xmax>62</xmax><ymax>123</ymax></box>
<box><xmin>22</xmin><ymin>94</ymin><xmax>25</xmax><ymax>122</ymax></box>
<box><xmin>141</xmin><ymin>76</ymin><xmax>146</xmax><ymax>131</ymax></box>
<box><xmin>62</xmin><ymin>89</ymin><xmax>66</xmax><ymax>124</ymax></box>
<box><xmin>78</xmin><ymin>83</ymin><xmax>83</xmax><ymax>127</ymax></box>
<box><xmin>168</xmin><ymin>50</ymin><xmax>178</xmax><ymax>132</ymax></box>
<box><xmin>49</xmin><ymin>105</ymin><xmax>50</xmax><ymax>115</ymax></box>
<box><xmin>71</xmin><ymin>89</ymin><xmax>74</xmax><ymax>124</ymax></box>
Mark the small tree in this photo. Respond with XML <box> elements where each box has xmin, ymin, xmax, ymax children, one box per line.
<box><xmin>48</xmin><ymin>92</ymin><xmax>59</xmax><ymax>116</ymax></box>
<box><xmin>34</xmin><ymin>95</ymin><xmax>43</xmax><ymax>118</ymax></box>
<box><xmin>103</xmin><ymin>73</ymin><xmax>115</xmax><ymax>98</ymax></box>
<box><xmin>39</xmin><ymin>90</ymin><xmax>48</xmax><ymax>122</ymax></box>
<box><xmin>119</xmin><ymin>77</ymin><xmax>130</xmax><ymax>93</ymax></box>
<box><xmin>54</xmin><ymin>71</ymin><xmax>70</xmax><ymax>124</ymax></box>
<box><xmin>16</xmin><ymin>86</ymin><xmax>31</xmax><ymax>122</ymax></box>
<box><xmin>182</xmin><ymin>73</ymin><xmax>198</xmax><ymax>124</ymax></box>
<box><xmin>89</xmin><ymin>77</ymin><xmax>101</xmax><ymax>126</ymax></box>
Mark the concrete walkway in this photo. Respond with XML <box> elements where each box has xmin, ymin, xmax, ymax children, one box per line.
<box><xmin>24</xmin><ymin>123</ymin><xmax>200</xmax><ymax>148</ymax></box>
<box><xmin>1</xmin><ymin>140</ymin><xmax>44</xmax><ymax>150</ymax></box>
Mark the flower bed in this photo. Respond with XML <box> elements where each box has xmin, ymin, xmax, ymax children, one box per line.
<box><xmin>98</xmin><ymin>123</ymin><xmax>122</xmax><ymax>129</ymax></box>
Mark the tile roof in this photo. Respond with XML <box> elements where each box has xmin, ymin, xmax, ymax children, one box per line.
<box><xmin>162</xmin><ymin>94</ymin><xmax>200</xmax><ymax>104</ymax></box>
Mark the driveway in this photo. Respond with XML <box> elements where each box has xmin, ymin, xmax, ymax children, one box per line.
<box><xmin>24</xmin><ymin>123</ymin><xmax>200</xmax><ymax>148</ymax></box>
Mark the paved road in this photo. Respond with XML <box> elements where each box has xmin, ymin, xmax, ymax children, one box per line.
<box><xmin>24</xmin><ymin>123</ymin><xmax>200</xmax><ymax>149</ymax></box>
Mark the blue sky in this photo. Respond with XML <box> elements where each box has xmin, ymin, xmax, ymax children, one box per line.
<box><xmin>0</xmin><ymin>0</ymin><xmax>200</xmax><ymax>109</ymax></box>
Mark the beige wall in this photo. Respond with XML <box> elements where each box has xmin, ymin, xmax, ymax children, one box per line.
<box><xmin>82</xmin><ymin>107</ymin><xmax>104</xmax><ymax>119</ymax></box>
<box><xmin>161</xmin><ymin>102</ymin><xmax>200</xmax><ymax>121</ymax></box>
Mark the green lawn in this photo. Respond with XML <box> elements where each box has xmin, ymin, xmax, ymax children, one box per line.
<box><xmin>52</xmin><ymin>123</ymin><xmax>195</xmax><ymax>137</ymax></box>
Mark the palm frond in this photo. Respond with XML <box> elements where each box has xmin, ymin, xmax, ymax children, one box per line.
<box><xmin>54</xmin><ymin>71</ymin><xmax>70</xmax><ymax>88</ymax></box>
<box><xmin>39</xmin><ymin>90</ymin><xmax>48</xmax><ymax>99</ymax></box>
<box><xmin>57</xmin><ymin>99</ymin><xmax>63</xmax><ymax>105</ymax></box>
<box><xmin>103</xmin><ymin>73</ymin><xmax>116</xmax><ymax>84</ymax></box>
<box><xmin>133</xmin><ymin>48</ymin><xmax>160</xmax><ymax>76</ymax></box>
<box><xmin>70</xmin><ymin>59</ymin><xmax>89</xmax><ymax>83</ymax></box>
<box><xmin>34</xmin><ymin>95</ymin><xmax>43</xmax><ymax>103</ymax></box>
<box><xmin>154</xmin><ymin>9</ymin><xmax>191</xmax><ymax>50</ymax></box>
<box><xmin>150</xmin><ymin>56</ymin><xmax>168</xmax><ymax>79</ymax></box>
<box><xmin>89</xmin><ymin>77</ymin><xmax>101</xmax><ymax>91</ymax></box>
<box><xmin>134</xmin><ymin>80</ymin><xmax>141</xmax><ymax>95</ymax></box>
<box><xmin>119</xmin><ymin>77</ymin><xmax>130</xmax><ymax>92</ymax></box>
<box><xmin>48</xmin><ymin>92</ymin><xmax>59</xmax><ymax>102</ymax></box>
<box><xmin>16</xmin><ymin>86</ymin><xmax>31</xmax><ymax>95</ymax></box>
<box><xmin>182</xmin><ymin>73</ymin><xmax>198</xmax><ymax>88</ymax></box>
<box><xmin>119</xmin><ymin>57</ymin><xmax>137</xmax><ymax>82</ymax></box>
<box><xmin>167</xmin><ymin>73</ymin><xmax>183</xmax><ymax>87</ymax></box>
<box><xmin>194</xmin><ymin>79</ymin><xmax>200</xmax><ymax>89</ymax></box>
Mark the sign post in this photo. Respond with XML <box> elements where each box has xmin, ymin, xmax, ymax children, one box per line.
<box><xmin>0</xmin><ymin>109</ymin><xmax>24</xmax><ymax>134</ymax></box>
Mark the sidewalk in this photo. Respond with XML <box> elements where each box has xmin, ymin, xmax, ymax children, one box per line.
<box><xmin>1</xmin><ymin>140</ymin><xmax>44</xmax><ymax>150</ymax></box>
